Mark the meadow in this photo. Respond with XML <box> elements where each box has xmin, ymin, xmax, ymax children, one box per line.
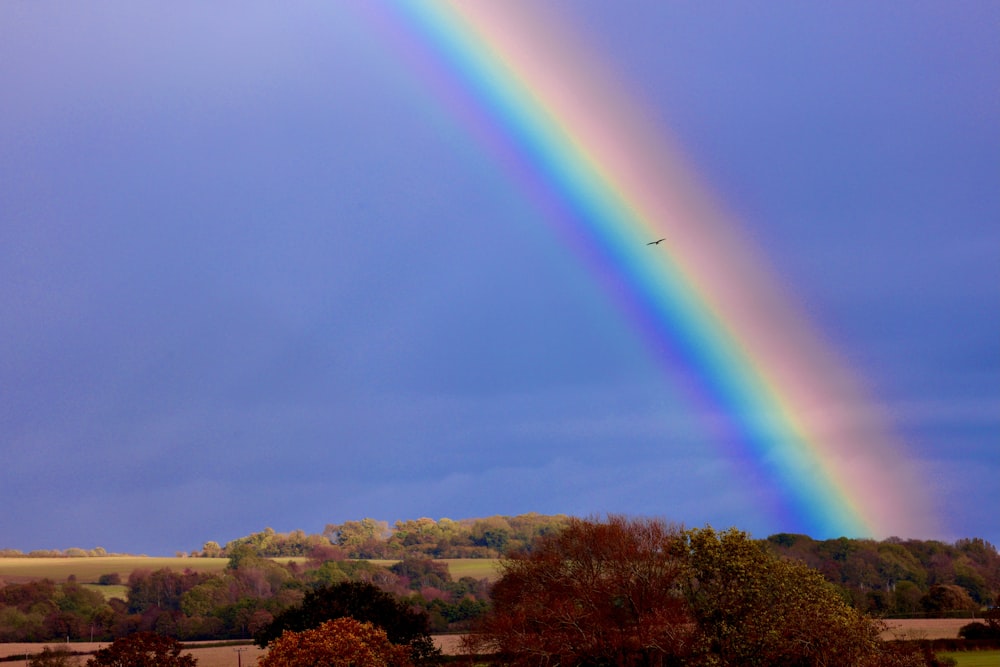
<box><xmin>0</xmin><ymin>556</ymin><xmax>229</xmax><ymax>583</ymax></box>
<box><xmin>937</xmin><ymin>651</ymin><xmax>1000</xmax><ymax>667</ymax></box>
<box><xmin>0</xmin><ymin>556</ymin><xmax>501</xmax><ymax>585</ymax></box>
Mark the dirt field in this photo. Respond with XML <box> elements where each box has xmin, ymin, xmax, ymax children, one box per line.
<box><xmin>0</xmin><ymin>635</ymin><xmax>467</xmax><ymax>666</ymax></box>
<box><xmin>879</xmin><ymin>617</ymin><xmax>971</xmax><ymax>640</ymax></box>
<box><xmin>0</xmin><ymin>642</ymin><xmax>265</xmax><ymax>666</ymax></box>
<box><xmin>0</xmin><ymin>623</ymin><xmax>971</xmax><ymax>665</ymax></box>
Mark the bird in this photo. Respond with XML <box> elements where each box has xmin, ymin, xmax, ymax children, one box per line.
<box><xmin>647</xmin><ymin>238</ymin><xmax>666</xmax><ymax>245</ymax></box>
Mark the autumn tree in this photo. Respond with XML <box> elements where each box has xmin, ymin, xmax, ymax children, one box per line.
<box><xmin>255</xmin><ymin>581</ymin><xmax>439</xmax><ymax>663</ymax></box>
<box><xmin>258</xmin><ymin>617</ymin><xmax>411</xmax><ymax>667</ymax></box>
<box><xmin>469</xmin><ymin>515</ymin><xmax>691</xmax><ymax>665</ymax></box>
<box><xmin>473</xmin><ymin>517</ymin><xmax>923</xmax><ymax>667</ymax></box>
<box><xmin>920</xmin><ymin>584</ymin><xmax>979</xmax><ymax>614</ymax></box>
<box><xmin>85</xmin><ymin>632</ymin><xmax>197</xmax><ymax>667</ymax></box>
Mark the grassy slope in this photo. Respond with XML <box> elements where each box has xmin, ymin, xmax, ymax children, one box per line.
<box><xmin>0</xmin><ymin>557</ymin><xmax>229</xmax><ymax>583</ymax></box>
<box><xmin>0</xmin><ymin>556</ymin><xmax>501</xmax><ymax>584</ymax></box>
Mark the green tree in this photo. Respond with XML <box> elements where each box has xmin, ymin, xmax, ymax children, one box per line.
<box><xmin>85</xmin><ymin>632</ymin><xmax>196</xmax><ymax>667</ymax></box>
<box><xmin>325</xmin><ymin>519</ymin><xmax>390</xmax><ymax>548</ymax></box>
<box><xmin>680</xmin><ymin>527</ymin><xmax>895</xmax><ymax>666</ymax></box>
<box><xmin>470</xmin><ymin>517</ymin><xmax>512</xmax><ymax>555</ymax></box>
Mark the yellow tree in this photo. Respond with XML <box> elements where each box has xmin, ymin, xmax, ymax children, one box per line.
<box><xmin>259</xmin><ymin>618</ymin><xmax>413</xmax><ymax>667</ymax></box>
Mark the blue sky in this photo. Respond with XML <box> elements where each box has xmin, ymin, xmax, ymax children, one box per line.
<box><xmin>1</xmin><ymin>2</ymin><xmax>997</xmax><ymax>555</ymax></box>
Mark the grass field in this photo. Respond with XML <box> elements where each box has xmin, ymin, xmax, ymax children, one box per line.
<box><xmin>0</xmin><ymin>556</ymin><xmax>501</xmax><ymax>585</ymax></box>
<box><xmin>0</xmin><ymin>557</ymin><xmax>229</xmax><ymax>583</ymax></box>
<box><xmin>937</xmin><ymin>650</ymin><xmax>1000</xmax><ymax>667</ymax></box>
<box><xmin>437</xmin><ymin>558</ymin><xmax>501</xmax><ymax>581</ymax></box>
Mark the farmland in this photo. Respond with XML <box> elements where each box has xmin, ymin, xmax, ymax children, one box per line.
<box><xmin>879</xmin><ymin>618</ymin><xmax>979</xmax><ymax>641</ymax></box>
<box><xmin>0</xmin><ymin>556</ymin><xmax>500</xmax><ymax>586</ymax></box>
<box><xmin>0</xmin><ymin>557</ymin><xmax>229</xmax><ymax>584</ymax></box>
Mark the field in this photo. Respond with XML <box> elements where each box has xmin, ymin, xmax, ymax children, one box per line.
<box><xmin>937</xmin><ymin>650</ymin><xmax>1000</xmax><ymax>667</ymax></box>
<box><xmin>0</xmin><ymin>642</ymin><xmax>266</xmax><ymax>666</ymax></box>
<box><xmin>0</xmin><ymin>636</ymin><xmax>467</xmax><ymax>666</ymax></box>
<box><xmin>4</xmin><ymin>640</ymin><xmax>995</xmax><ymax>666</ymax></box>
<box><xmin>0</xmin><ymin>557</ymin><xmax>230</xmax><ymax>583</ymax></box>
<box><xmin>879</xmin><ymin>618</ymin><xmax>977</xmax><ymax>641</ymax></box>
<box><xmin>437</xmin><ymin>558</ymin><xmax>501</xmax><ymax>581</ymax></box>
<box><xmin>0</xmin><ymin>556</ymin><xmax>501</xmax><ymax>585</ymax></box>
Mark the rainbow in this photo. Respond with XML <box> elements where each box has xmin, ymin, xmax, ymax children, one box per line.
<box><xmin>365</xmin><ymin>2</ymin><xmax>933</xmax><ymax>538</ymax></box>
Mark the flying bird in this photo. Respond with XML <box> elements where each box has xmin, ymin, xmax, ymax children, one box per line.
<box><xmin>647</xmin><ymin>238</ymin><xmax>666</xmax><ymax>245</ymax></box>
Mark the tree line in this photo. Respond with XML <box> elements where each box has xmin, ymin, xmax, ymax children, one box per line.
<box><xmin>2</xmin><ymin>513</ymin><xmax>997</xmax><ymax>646</ymax></box>
<box><xmin>193</xmin><ymin>515</ymin><xmax>999</xmax><ymax>614</ymax></box>
<box><xmin>9</xmin><ymin>516</ymin><xmax>1000</xmax><ymax>666</ymax></box>
<box><xmin>765</xmin><ymin>533</ymin><xmax>999</xmax><ymax>614</ymax></box>
<box><xmin>0</xmin><ymin>548</ymin><xmax>488</xmax><ymax>643</ymax></box>
<box><xmin>194</xmin><ymin>513</ymin><xmax>572</xmax><ymax>560</ymax></box>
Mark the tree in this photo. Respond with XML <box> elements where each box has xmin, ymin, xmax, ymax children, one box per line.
<box><xmin>472</xmin><ymin>517</ymin><xmax>921</xmax><ymax>667</ymax></box>
<box><xmin>255</xmin><ymin>581</ymin><xmax>439</xmax><ymax>663</ymax></box>
<box><xmin>470</xmin><ymin>515</ymin><xmax>691</xmax><ymax>665</ymax></box>
<box><xmin>258</xmin><ymin>617</ymin><xmax>412</xmax><ymax>667</ymax></box>
<box><xmin>85</xmin><ymin>632</ymin><xmax>196</xmax><ymax>667</ymax></box>
<box><xmin>920</xmin><ymin>584</ymin><xmax>978</xmax><ymax>614</ymax></box>
<box><xmin>680</xmin><ymin>527</ymin><xmax>898</xmax><ymax>666</ymax></box>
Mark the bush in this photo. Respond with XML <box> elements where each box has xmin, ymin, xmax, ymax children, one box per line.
<box><xmin>958</xmin><ymin>621</ymin><xmax>1000</xmax><ymax>640</ymax></box>
<box><xmin>258</xmin><ymin>618</ymin><xmax>412</xmax><ymax>667</ymax></box>
<box><xmin>85</xmin><ymin>632</ymin><xmax>196</xmax><ymax>667</ymax></box>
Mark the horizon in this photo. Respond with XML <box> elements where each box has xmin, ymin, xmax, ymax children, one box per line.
<box><xmin>3</xmin><ymin>513</ymin><xmax>997</xmax><ymax>558</ymax></box>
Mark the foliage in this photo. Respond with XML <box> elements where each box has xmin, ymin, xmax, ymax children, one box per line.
<box><xmin>473</xmin><ymin>517</ymin><xmax>926</xmax><ymax>667</ymax></box>
<box><xmin>255</xmin><ymin>581</ymin><xmax>440</xmax><ymax>663</ymax></box>
<box><xmin>0</xmin><ymin>548</ymin><xmax>490</xmax><ymax>643</ymax></box>
<box><xmin>959</xmin><ymin>605</ymin><xmax>1000</xmax><ymax>639</ymax></box>
<box><xmin>681</xmin><ymin>526</ymin><xmax>906</xmax><ymax>666</ymax></box>
<box><xmin>28</xmin><ymin>646</ymin><xmax>80</xmax><ymax>667</ymax></box>
<box><xmin>85</xmin><ymin>631</ymin><xmax>196</xmax><ymax>667</ymax></box>
<box><xmin>765</xmin><ymin>533</ymin><xmax>1000</xmax><ymax>613</ymax></box>
<box><xmin>223</xmin><ymin>528</ymin><xmax>331</xmax><ymax>559</ymax></box>
<box><xmin>258</xmin><ymin>617</ymin><xmax>412</xmax><ymax>667</ymax></box>
<box><xmin>2</xmin><ymin>514</ymin><xmax>997</xmax><ymax>647</ymax></box>
<box><xmin>921</xmin><ymin>585</ymin><xmax>979</xmax><ymax>614</ymax></box>
<box><xmin>471</xmin><ymin>515</ymin><xmax>690</xmax><ymax>664</ymax></box>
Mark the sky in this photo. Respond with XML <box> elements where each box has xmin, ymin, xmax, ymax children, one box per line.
<box><xmin>1</xmin><ymin>2</ymin><xmax>997</xmax><ymax>555</ymax></box>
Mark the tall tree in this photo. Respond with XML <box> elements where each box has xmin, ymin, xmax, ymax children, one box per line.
<box><xmin>470</xmin><ymin>515</ymin><xmax>690</xmax><ymax>665</ymax></box>
<box><xmin>680</xmin><ymin>527</ymin><xmax>897</xmax><ymax>666</ymax></box>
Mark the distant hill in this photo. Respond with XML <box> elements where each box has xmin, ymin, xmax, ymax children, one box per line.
<box><xmin>3</xmin><ymin>513</ymin><xmax>997</xmax><ymax>615</ymax></box>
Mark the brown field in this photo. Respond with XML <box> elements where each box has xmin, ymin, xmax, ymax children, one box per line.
<box><xmin>0</xmin><ymin>642</ymin><xmax>265</xmax><ymax>666</ymax></box>
<box><xmin>0</xmin><ymin>636</ymin><xmax>466</xmax><ymax>666</ymax></box>
<box><xmin>878</xmin><ymin>617</ymin><xmax>971</xmax><ymax>640</ymax></box>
